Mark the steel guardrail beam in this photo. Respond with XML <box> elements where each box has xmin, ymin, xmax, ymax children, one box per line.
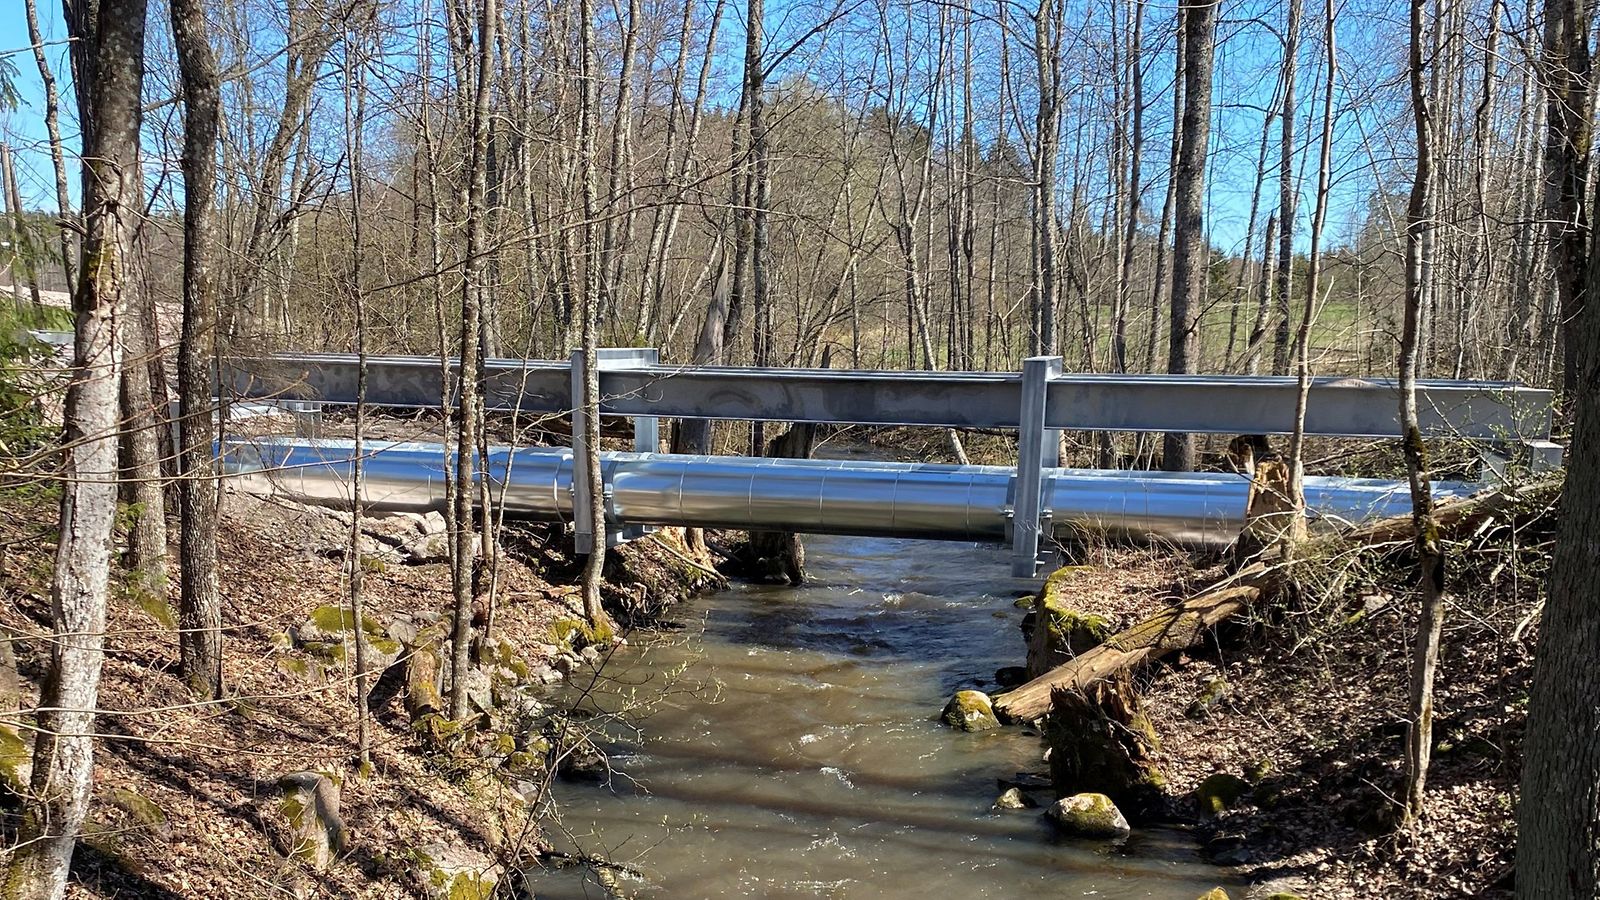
<box><xmin>225</xmin><ymin>353</ymin><xmax>1554</xmax><ymax>441</ymax></box>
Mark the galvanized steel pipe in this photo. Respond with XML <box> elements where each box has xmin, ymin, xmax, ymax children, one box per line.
<box><xmin>223</xmin><ymin>438</ymin><xmax>1478</xmax><ymax>547</ymax></box>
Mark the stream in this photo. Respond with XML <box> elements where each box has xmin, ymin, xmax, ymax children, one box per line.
<box><xmin>530</xmin><ymin>534</ymin><xmax>1232</xmax><ymax>898</ymax></box>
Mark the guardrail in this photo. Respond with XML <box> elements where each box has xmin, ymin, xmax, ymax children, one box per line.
<box><xmin>224</xmin><ymin>350</ymin><xmax>1561</xmax><ymax>576</ymax></box>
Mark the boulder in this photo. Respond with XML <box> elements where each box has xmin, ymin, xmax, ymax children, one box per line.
<box><xmin>941</xmin><ymin>690</ymin><xmax>1000</xmax><ymax>732</ymax></box>
<box><xmin>292</xmin><ymin>605</ymin><xmax>403</xmax><ymax>674</ymax></box>
<box><xmin>1185</xmin><ymin>677</ymin><xmax>1231</xmax><ymax>720</ymax></box>
<box><xmin>544</xmin><ymin>718</ymin><xmax>609</xmax><ymax>783</ymax></box>
<box><xmin>0</xmin><ymin>723</ymin><xmax>31</xmax><ymax>798</ymax></box>
<box><xmin>992</xmin><ymin>787</ymin><xmax>1037</xmax><ymax>810</ymax></box>
<box><xmin>1045</xmin><ymin>792</ymin><xmax>1131</xmax><ymax>839</ymax></box>
<box><xmin>993</xmin><ymin>666</ymin><xmax>1028</xmax><ymax>689</ymax></box>
<box><xmin>1025</xmin><ymin>568</ymin><xmax>1111</xmax><ymax>678</ymax></box>
<box><xmin>1195</xmin><ymin>772</ymin><xmax>1252</xmax><ymax>816</ymax></box>
<box><xmin>409</xmin><ymin>842</ymin><xmax>501</xmax><ymax>900</ymax></box>
<box><xmin>274</xmin><ymin>771</ymin><xmax>346</xmax><ymax>871</ymax></box>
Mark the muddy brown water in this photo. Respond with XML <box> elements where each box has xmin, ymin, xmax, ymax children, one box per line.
<box><xmin>531</xmin><ymin>534</ymin><xmax>1234</xmax><ymax>898</ymax></box>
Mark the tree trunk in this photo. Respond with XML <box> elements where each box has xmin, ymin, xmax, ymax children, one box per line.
<box><xmin>448</xmin><ymin>0</ymin><xmax>496</xmax><ymax>720</ymax></box>
<box><xmin>1399</xmin><ymin>0</ymin><xmax>1447</xmax><ymax>827</ymax></box>
<box><xmin>23</xmin><ymin>0</ymin><xmax>76</xmax><ymax>292</ymax></box>
<box><xmin>118</xmin><ymin>247</ymin><xmax>167</xmax><ymax>592</ymax></box>
<box><xmin>577</xmin><ymin>0</ymin><xmax>613</xmax><ymax>632</ymax></box>
<box><xmin>1163</xmin><ymin>0</ymin><xmax>1218</xmax><ymax>472</ymax></box>
<box><xmin>1515</xmin><ymin>165</ymin><xmax>1600</xmax><ymax>900</ymax></box>
<box><xmin>170</xmin><ymin>0</ymin><xmax>222</xmax><ymax>700</ymax></box>
<box><xmin>7</xmin><ymin>0</ymin><xmax>146</xmax><ymax>895</ymax></box>
<box><xmin>1540</xmin><ymin>0</ymin><xmax>1595</xmax><ymax>400</ymax></box>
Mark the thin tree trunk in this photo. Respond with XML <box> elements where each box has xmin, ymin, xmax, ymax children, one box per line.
<box><xmin>1163</xmin><ymin>0</ymin><xmax>1218</xmax><ymax>472</ymax></box>
<box><xmin>23</xmin><ymin>0</ymin><xmax>76</xmax><ymax>291</ymax></box>
<box><xmin>344</xmin><ymin>14</ymin><xmax>371</xmax><ymax>766</ymax></box>
<box><xmin>577</xmin><ymin>0</ymin><xmax>613</xmax><ymax>630</ymax></box>
<box><xmin>448</xmin><ymin>0</ymin><xmax>496</xmax><ymax>720</ymax></box>
<box><xmin>170</xmin><ymin>0</ymin><xmax>222</xmax><ymax>701</ymax></box>
<box><xmin>1286</xmin><ymin>0</ymin><xmax>1338</xmax><ymax>538</ymax></box>
<box><xmin>1273</xmin><ymin>0</ymin><xmax>1303</xmax><ymax>377</ymax></box>
<box><xmin>1400</xmin><ymin>0</ymin><xmax>1447</xmax><ymax>827</ymax></box>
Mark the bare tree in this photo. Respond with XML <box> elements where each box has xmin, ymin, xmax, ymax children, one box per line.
<box><xmin>1399</xmin><ymin>0</ymin><xmax>1447</xmax><ymax>827</ymax></box>
<box><xmin>577</xmin><ymin>0</ymin><xmax>613</xmax><ymax>631</ymax></box>
<box><xmin>447</xmin><ymin>0</ymin><xmax>497</xmax><ymax>720</ymax></box>
<box><xmin>1516</xmin><ymin>161</ymin><xmax>1600</xmax><ymax>900</ymax></box>
<box><xmin>22</xmin><ymin>0</ymin><xmax>75</xmax><ymax>291</ymax></box>
<box><xmin>1541</xmin><ymin>0</ymin><xmax>1595</xmax><ymax>399</ymax></box>
<box><xmin>6</xmin><ymin>0</ymin><xmax>147</xmax><ymax>895</ymax></box>
<box><xmin>170</xmin><ymin>0</ymin><xmax>223</xmax><ymax>700</ymax></box>
<box><xmin>1163</xmin><ymin>0</ymin><xmax>1219</xmax><ymax>472</ymax></box>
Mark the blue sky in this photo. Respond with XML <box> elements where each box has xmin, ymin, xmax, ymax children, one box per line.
<box><xmin>0</xmin><ymin>0</ymin><xmax>1432</xmax><ymax>258</ymax></box>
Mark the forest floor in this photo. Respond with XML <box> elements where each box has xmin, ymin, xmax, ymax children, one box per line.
<box><xmin>0</xmin><ymin>483</ymin><xmax>720</xmax><ymax>899</ymax></box>
<box><xmin>1035</xmin><ymin>492</ymin><xmax>1553</xmax><ymax>899</ymax></box>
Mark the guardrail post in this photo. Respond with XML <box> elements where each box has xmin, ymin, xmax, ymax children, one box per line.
<box><xmin>1012</xmin><ymin>356</ymin><xmax>1063</xmax><ymax>578</ymax></box>
<box><xmin>572</xmin><ymin>348</ymin><xmax>660</xmax><ymax>553</ymax></box>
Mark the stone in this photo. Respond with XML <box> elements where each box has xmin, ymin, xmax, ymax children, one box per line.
<box><xmin>1045</xmin><ymin>792</ymin><xmax>1131</xmax><ymax>839</ymax></box>
<box><xmin>545</xmin><ymin>718</ymin><xmax>609</xmax><ymax>784</ymax></box>
<box><xmin>0</xmin><ymin>722</ymin><xmax>32</xmax><ymax>798</ymax></box>
<box><xmin>941</xmin><ymin>690</ymin><xmax>1000</xmax><ymax>732</ymax></box>
<box><xmin>1185</xmin><ymin>677</ymin><xmax>1231</xmax><ymax>720</ymax></box>
<box><xmin>1195</xmin><ymin>890</ymin><xmax>1230</xmax><ymax>900</ymax></box>
<box><xmin>105</xmin><ymin>786</ymin><xmax>172</xmax><ymax>840</ymax></box>
<box><xmin>1195</xmin><ymin>772</ymin><xmax>1252</xmax><ymax>816</ymax></box>
<box><xmin>409</xmin><ymin>842</ymin><xmax>501</xmax><ymax>900</ymax></box>
<box><xmin>994</xmin><ymin>666</ymin><xmax>1028</xmax><ymax>689</ymax></box>
<box><xmin>463</xmin><ymin>668</ymin><xmax>495</xmax><ymax>717</ymax></box>
<box><xmin>406</xmin><ymin>531</ymin><xmax>451</xmax><ymax>565</ymax></box>
<box><xmin>292</xmin><ymin>605</ymin><xmax>403</xmax><ymax>673</ymax></box>
<box><xmin>1025</xmin><ymin>567</ymin><xmax>1112</xmax><ymax>678</ymax></box>
<box><xmin>275</xmin><ymin>771</ymin><xmax>345</xmax><ymax>871</ymax></box>
<box><xmin>992</xmin><ymin>787</ymin><xmax>1037</xmax><ymax>810</ymax></box>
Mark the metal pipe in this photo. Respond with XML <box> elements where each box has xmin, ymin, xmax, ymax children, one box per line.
<box><xmin>222</xmin><ymin>438</ymin><xmax>1479</xmax><ymax>548</ymax></box>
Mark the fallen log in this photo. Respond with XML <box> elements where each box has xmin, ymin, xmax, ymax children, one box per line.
<box><xmin>992</xmin><ymin>477</ymin><xmax>1560</xmax><ymax>724</ymax></box>
<box><xmin>1338</xmin><ymin>477</ymin><xmax>1558</xmax><ymax>547</ymax></box>
<box><xmin>992</xmin><ymin>562</ymin><xmax>1279</xmax><ymax>723</ymax></box>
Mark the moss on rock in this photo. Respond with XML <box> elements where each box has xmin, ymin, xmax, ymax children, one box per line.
<box><xmin>940</xmin><ymin>690</ymin><xmax>1000</xmax><ymax>732</ymax></box>
<box><xmin>1045</xmin><ymin>792</ymin><xmax>1132</xmax><ymax>838</ymax></box>
<box><xmin>1026</xmin><ymin>567</ymin><xmax>1112</xmax><ymax>677</ymax></box>
<box><xmin>409</xmin><ymin>842</ymin><xmax>501</xmax><ymax>900</ymax></box>
<box><xmin>1195</xmin><ymin>772</ymin><xmax>1252</xmax><ymax>816</ymax></box>
<box><xmin>548</xmin><ymin>617</ymin><xmax>614</xmax><ymax>651</ymax></box>
<box><xmin>0</xmin><ymin>722</ymin><xmax>31</xmax><ymax>796</ymax></box>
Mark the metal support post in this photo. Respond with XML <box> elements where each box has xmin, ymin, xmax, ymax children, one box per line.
<box><xmin>572</xmin><ymin>348</ymin><xmax>661</xmax><ymax>554</ymax></box>
<box><xmin>1011</xmin><ymin>356</ymin><xmax>1063</xmax><ymax>578</ymax></box>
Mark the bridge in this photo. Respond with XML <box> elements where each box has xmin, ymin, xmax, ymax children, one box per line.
<box><xmin>223</xmin><ymin>351</ymin><xmax>1560</xmax><ymax>577</ymax></box>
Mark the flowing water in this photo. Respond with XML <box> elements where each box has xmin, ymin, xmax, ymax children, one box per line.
<box><xmin>531</xmin><ymin>534</ymin><xmax>1232</xmax><ymax>899</ymax></box>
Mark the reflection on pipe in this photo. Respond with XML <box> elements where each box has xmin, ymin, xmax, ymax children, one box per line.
<box><xmin>222</xmin><ymin>438</ymin><xmax>1480</xmax><ymax>548</ymax></box>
